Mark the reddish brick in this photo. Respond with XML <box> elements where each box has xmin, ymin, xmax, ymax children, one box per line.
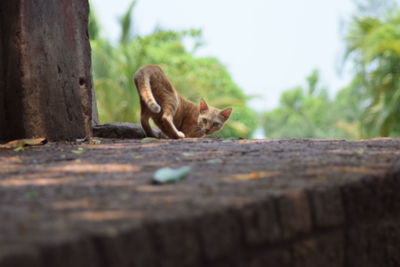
<box><xmin>341</xmin><ymin>175</ymin><xmax>385</xmax><ymax>223</ymax></box>
<box><xmin>309</xmin><ymin>187</ymin><xmax>344</xmax><ymax>228</ymax></box>
<box><xmin>40</xmin><ymin>237</ymin><xmax>99</xmax><ymax>267</ymax></box>
<box><xmin>198</xmin><ymin>211</ymin><xmax>242</xmax><ymax>261</ymax></box>
<box><xmin>247</xmin><ymin>249</ymin><xmax>291</xmax><ymax>267</ymax></box>
<box><xmin>277</xmin><ymin>190</ymin><xmax>312</xmax><ymax>239</ymax></box>
<box><xmin>383</xmin><ymin>220</ymin><xmax>400</xmax><ymax>266</ymax></box>
<box><xmin>149</xmin><ymin>218</ymin><xmax>201</xmax><ymax>267</ymax></box>
<box><xmin>346</xmin><ymin>225</ymin><xmax>385</xmax><ymax>267</ymax></box>
<box><xmin>92</xmin><ymin>226</ymin><xmax>156</xmax><ymax>267</ymax></box>
<box><xmin>293</xmin><ymin>231</ymin><xmax>344</xmax><ymax>267</ymax></box>
<box><xmin>0</xmin><ymin>244</ymin><xmax>42</xmax><ymax>267</ymax></box>
<box><xmin>239</xmin><ymin>199</ymin><xmax>281</xmax><ymax>246</ymax></box>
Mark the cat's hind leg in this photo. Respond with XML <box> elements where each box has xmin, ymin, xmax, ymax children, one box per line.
<box><xmin>141</xmin><ymin>114</ymin><xmax>156</xmax><ymax>138</ymax></box>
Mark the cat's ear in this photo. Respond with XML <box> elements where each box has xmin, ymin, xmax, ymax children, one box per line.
<box><xmin>199</xmin><ymin>98</ymin><xmax>209</xmax><ymax>113</ymax></box>
<box><xmin>220</xmin><ymin>108</ymin><xmax>232</xmax><ymax>121</ymax></box>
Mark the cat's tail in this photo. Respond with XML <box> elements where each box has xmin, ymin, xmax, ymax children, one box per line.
<box><xmin>134</xmin><ymin>70</ymin><xmax>161</xmax><ymax>113</ymax></box>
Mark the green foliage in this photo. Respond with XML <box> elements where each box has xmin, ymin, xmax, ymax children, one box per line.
<box><xmin>90</xmin><ymin>2</ymin><xmax>257</xmax><ymax>138</ymax></box>
<box><xmin>262</xmin><ymin>71</ymin><xmax>361</xmax><ymax>139</ymax></box>
<box><xmin>88</xmin><ymin>3</ymin><xmax>100</xmax><ymax>41</ymax></box>
<box><xmin>344</xmin><ymin>2</ymin><xmax>400</xmax><ymax>137</ymax></box>
<box><xmin>119</xmin><ymin>0</ymin><xmax>137</xmax><ymax>43</ymax></box>
<box><xmin>264</xmin><ymin>0</ymin><xmax>400</xmax><ymax>139</ymax></box>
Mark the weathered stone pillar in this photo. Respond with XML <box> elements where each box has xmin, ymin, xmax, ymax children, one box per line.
<box><xmin>0</xmin><ymin>20</ymin><xmax>5</xmax><ymax>137</ymax></box>
<box><xmin>0</xmin><ymin>0</ymin><xmax>93</xmax><ymax>141</ymax></box>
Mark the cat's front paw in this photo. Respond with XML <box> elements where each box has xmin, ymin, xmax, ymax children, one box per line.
<box><xmin>177</xmin><ymin>131</ymin><xmax>186</xmax><ymax>139</ymax></box>
<box><xmin>156</xmin><ymin>131</ymin><xmax>168</xmax><ymax>139</ymax></box>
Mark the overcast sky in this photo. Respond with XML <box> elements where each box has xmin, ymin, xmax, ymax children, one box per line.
<box><xmin>91</xmin><ymin>0</ymin><xmax>355</xmax><ymax>111</ymax></box>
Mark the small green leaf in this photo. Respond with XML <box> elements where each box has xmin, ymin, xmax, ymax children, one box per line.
<box><xmin>71</xmin><ymin>148</ymin><xmax>85</xmax><ymax>154</ymax></box>
<box><xmin>152</xmin><ymin>166</ymin><xmax>191</xmax><ymax>184</ymax></box>
<box><xmin>141</xmin><ymin>137</ymin><xmax>159</xmax><ymax>143</ymax></box>
<box><xmin>14</xmin><ymin>146</ymin><xmax>24</xmax><ymax>152</ymax></box>
<box><xmin>206</xmin><ymin>158</ymin><xmax>223</xmax><ymax>164</ymax></box>
<box><xmin>90</xmin><ymin>139</ymin><xmax>102</xmax><ymax>145</ymax></box>
<box><xmin>1</xmin><ymin>138</ymin><xmax>46</xmax><ymax>149</ymax></box>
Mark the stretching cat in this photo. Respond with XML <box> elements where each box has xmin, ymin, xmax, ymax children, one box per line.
<box><xmin>133</xmin><ymin>65</ymin><xmax>232</xmax><ymax>139</ymax></box>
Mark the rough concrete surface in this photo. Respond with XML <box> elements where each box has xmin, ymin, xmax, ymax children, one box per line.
<box><xmin>1</xmin><ymin>138</ymin><xmax>400</xmax><ymax>267</ymax></box>
<box><xmin>0</xmin><ymin>0</ymin><xmax>93</xmax><ymax>141</ymax></box>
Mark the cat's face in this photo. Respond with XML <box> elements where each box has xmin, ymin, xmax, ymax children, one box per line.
<box><xmin>197</xmin><ymin>98</ymin><xmax>232</xmax><ymax>136</ymax></box>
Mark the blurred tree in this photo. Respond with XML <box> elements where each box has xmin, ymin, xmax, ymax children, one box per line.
<box><xmin>344</xmin><ymin>0</ymin><xmax>400</xmax><ymax>137</ymax></box>
<box><xmin>88</xmin><ymin>5</ymin><xmax>100</xmax><ymax>41</ymax></box>
<box><xmin>262</xmin><ymin>70</ymin><xmax>361</xmax><ymax>139</ymax></box>
<box><xmin>89</xmin><ymin>2</ymin><xmax>257</xmax><ymax>138</ymax></box>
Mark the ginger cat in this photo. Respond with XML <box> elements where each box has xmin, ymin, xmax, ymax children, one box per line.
<box><xmin>133</xmin><ymin>65</ymin><xmax>232</xmax><ymax>139</ymax></box>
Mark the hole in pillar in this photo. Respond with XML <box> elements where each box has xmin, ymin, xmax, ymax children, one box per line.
<box><xmin>79</xmin><ymin>77</ymin><xmax>86</xmax><ymax>87</ymax></box>
<box><xmin>57</xmin><ymin>65</ymin><xmax>62</xmax><ymax>74</ymax></box>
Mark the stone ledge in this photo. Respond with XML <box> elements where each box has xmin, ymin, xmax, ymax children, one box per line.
<box><xmin>93</xmin><ymin>122</ymin><xmax>162</xmax><ymax>139</ymax></box>
<box><xmin>93</xmin><ymin>123</ymin><xmax>147</xmax><ymax>139</ymax></box>
<box><xmin>1</xmin><ymin>138</ymin><xmax>400</xmax><ymax>267</ymax></box>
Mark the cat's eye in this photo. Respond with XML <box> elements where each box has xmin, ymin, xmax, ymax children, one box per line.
<box><xmin>213</xmin><ymin>122</ymin><xmax>220</xmax><ymax>127</ymax></box>
<box><xmin>202</xmin><ymin>118</ymin><xmax>208</xmax><ymax>124</ymax></box>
